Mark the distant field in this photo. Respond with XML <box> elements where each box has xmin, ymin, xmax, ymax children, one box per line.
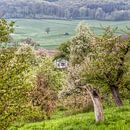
<box><xmin>11</xmin><ymin>19</ymin><xmax>130</xmax><ymax>49</ymax></box>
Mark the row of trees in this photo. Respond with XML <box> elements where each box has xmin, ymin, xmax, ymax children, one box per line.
<box><xmin>1</xmin><ymin>0</ymin><xmax>130</xmax><ymax>20</ymax></box>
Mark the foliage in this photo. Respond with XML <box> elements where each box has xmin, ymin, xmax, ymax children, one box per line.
<box><xmin>0</xmin><ymin>45</ymin><xmax>37</xmax><ymax>130</ymax></box>
<box><xmin>81</xmin><ymin>30</ymin><xmax>129</xmax><ymax>87</ymax></box>
<box><xmin>59</xmin><ymin>89</ymin><xmax>93</xmax><ymax>115</ymax></box>
<box><xmin>60</xmin><ymin>22</ymin><xmax>94</xmax><ymax>94</ymax></box>
<box><xmin>21</xmin><ymin>38</ymin><xmax>40</xmax><ymax>48</ymax></box>
<box><xmin>70</xmin><ymin>22</ymin><xmax>93</xmax><ymax>65</ymax></box>
<box><xmin>55</xmin><ymin>41</ymin><xmax>70</xmax><ymax>60</ymax></box>
<box><xmin>0</xmin><ymin>19</ymin><xmax>14</xmax><ymax>43</ymax></box>
<box><xmin>30</xmin><ymin>57</ymin><xmax>65</xmax><ymax>119</ymax></box>
<box><xmin>45</xmin><ymin>27</ymin><xmax>50</xmax><ymax>34</ymax></box>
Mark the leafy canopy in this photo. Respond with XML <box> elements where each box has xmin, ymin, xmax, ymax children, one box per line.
<box><xmin>0</xmin><ymin>45</ymin><xmax>37</xmax><ymax>129</ymax></box>
<box><xmin>0</xmin><ymin>19</ymin><xmax>14</xmax><ymax>43</ymax></box>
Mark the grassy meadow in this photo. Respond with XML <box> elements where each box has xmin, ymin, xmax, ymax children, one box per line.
<box><xmin>9</xmin><ymin>105</ymin><xmax>130</xmax><ymax>130</ymax></box>
<box><xmin>11</xmin><ymin>19</ymin><xmax>130</xmax><ymax>49</ymax></box>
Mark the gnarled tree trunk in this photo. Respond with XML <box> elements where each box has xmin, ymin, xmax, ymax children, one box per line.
<box><xmin>87</xmin><ymin>87</ymin><xmax>104</xmax><ymax>123</ymax></box>
<box><xmin>110</xmin><ymin>85</ymin><xmax>123</xmax><ymax>107</ymax></box>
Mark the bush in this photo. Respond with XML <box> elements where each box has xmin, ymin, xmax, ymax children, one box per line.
<box><xmin>0</xmin><ymin>45</ymin><xmax>37</xmax><ymax>130</ymax></box>
<box><xmin>59</xmin><ymin>89</ymin><xmax>93</xmax><ymax>116</ymax></box>
<box><xmin>30</xmin><ymin>57</ymin><xmax>65</xmax><ymax>119</ymax></box>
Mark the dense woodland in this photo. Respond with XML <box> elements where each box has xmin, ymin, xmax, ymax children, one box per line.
<box><xmin>1</xmin><ymin>0</ymin><xmax>130</xmax><ymax>21</ymax></box>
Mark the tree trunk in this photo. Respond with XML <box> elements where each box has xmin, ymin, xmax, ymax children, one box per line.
<box><xmin>87</xmin><ymin>88</ymin><xmax>104</xmax><ymax>123</ymax></box>
<box><xmin>110</xmin><ymin>85</ymin><xmax>123</xmax><ymax>107</ymax></box>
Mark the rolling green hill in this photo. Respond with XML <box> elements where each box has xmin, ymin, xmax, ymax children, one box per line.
<box><xmin>11</xmin><ymin>19</ymin><xmax>130</xmax><ymax>49</ymax></box>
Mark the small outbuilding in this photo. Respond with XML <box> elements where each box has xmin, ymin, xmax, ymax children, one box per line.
<box><xmin>54</xmin><ymin>58</ymin><xmax>68</xmax><ymax>69</ymax></box>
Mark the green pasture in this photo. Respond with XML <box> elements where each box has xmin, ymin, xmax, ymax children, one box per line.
<box><xmin>9</xmin><ymin>105</ymin><xmax>130</xmax><ymax>130</ymax></box>
<box><xmin>10</xmin><ymin>19</ymin><xmax>130</xmax><ymax>49</ymax></box>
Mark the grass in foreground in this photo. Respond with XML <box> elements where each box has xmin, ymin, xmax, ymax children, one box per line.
<box><xmin>9</xmin><ymin>105</ymin><xmax>130</xmax><ymax>130</ymax></box>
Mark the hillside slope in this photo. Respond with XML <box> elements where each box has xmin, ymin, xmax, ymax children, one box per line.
<box><xmin>9</xmin><ymin>106</ymin><xmax>130</xmax><ymax>130</ymax></box>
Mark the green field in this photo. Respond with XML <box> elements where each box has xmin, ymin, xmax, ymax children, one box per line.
<box><xmin>9</xmin><ymin>105</ymin><xmax>130</xmax><ymax>130</ymax></box>
<box><xmin>11</xmin><ymin>19</ymin><xmax>130</xmax><ymax>49</ymax></box>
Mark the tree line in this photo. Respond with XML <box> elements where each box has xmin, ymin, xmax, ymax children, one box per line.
<box><xmin>0</xmin><ymin>0</ymin><xmax>130</xmax><ymax>21</ymax></box>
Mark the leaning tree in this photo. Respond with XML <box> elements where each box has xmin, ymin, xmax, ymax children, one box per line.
<box><xmin>60</xmin><ymin>22</ymin><xmax>104</xmax><ymax>123</ymax></box>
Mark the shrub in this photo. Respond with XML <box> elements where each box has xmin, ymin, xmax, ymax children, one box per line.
<box><xmin>0</xmin><ymin>45</ymin><xmax>37</xmax><ymax>130</ymax></box>
<box><xmin>30</xmin><ymin>57</ymin><xmax>65</xmax><ymax>119</ymax></box>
